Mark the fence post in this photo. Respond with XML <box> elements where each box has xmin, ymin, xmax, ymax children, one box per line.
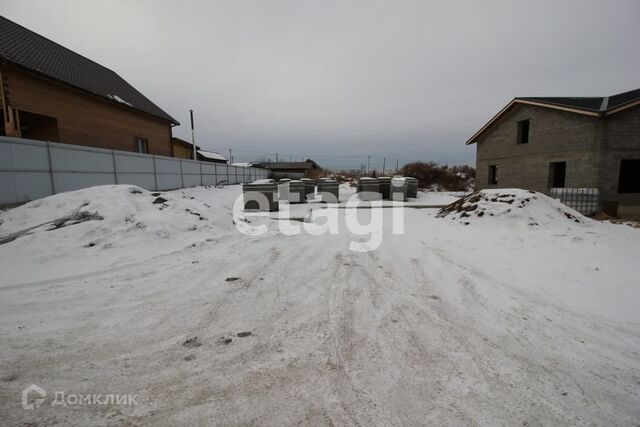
<box><xmin>180</xmin><ymin>160</ymin><xmax>184</xmax><ymax>188</ymax></box>
<box><xmin>46</xmin><ymin>141</ymin><xmax>56</xmax><ymax>194</ymax></box>
<box><xmin>152</xmin><ymin>156</ymin><xmax>158</xmax><ymax>191</ymax></box>
<box><xmin>112</xmin><ymin>149</ymin><xmax>118</xmax><ymax>185</ymax></box>
<box><xmin>213</xmin><ymin>162</ymin><xmax>217</xmax><ymax>186</ymax></box>
<box><xmin>199</xmin><ymin>161</ymin><xmax>203</xmax><ymax>187</ymax></box>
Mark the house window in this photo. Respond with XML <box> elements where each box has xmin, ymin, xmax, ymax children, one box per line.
<box><xmin>548</xmin><ymin>161</ymin><xmax>566</xmax><ymax>188</ymax></box>
<box><xmin>488</xmin><ymin>165</ymin><xmax>498</xmax><ymax>185</ymax></box>
<box><xmin>618</xmin><ymin>159</ymin><xmax>640</xmax><ymax>193</ymax></box>
<box><xmin>517</xmin><ymin>119</ymin><xmax>530</xmax><ymax>144</ymax></box>
<box><xmin>134</xmin><ymin>137</ymin><xmax>148</xmax><ymax>154</ymax></box>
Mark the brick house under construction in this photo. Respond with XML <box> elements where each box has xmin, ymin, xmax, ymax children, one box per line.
<box><xmin>467</xmin><ymin>88</ymin><xmax>640</xmax><ymax>215</ymax></box>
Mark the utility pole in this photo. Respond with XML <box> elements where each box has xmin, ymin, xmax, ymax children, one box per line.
<box><xmin>228</xmin><ymin>149</ymin><xmax>232</xmax><ymax>165</ymax></box>
<box><xmin>190</xmin><ymin>109</ymin><xmax>196</xmax><ymax>160</ymax></box>
<box><xmin>396</xmin><ymin>160</ymin><xmax>399</xmax><ymax>172</ymax></box>
<box><xmin>276</xmin><ymin>152</ymin><xmax>278</xmax><ymax>162</ymax></box>
<box><xmin>367</xmin><ymin>155</ymin><xmax>371</xmax><ymax>175</ymax></box>
<box><xmin>382</xmin><ymin>157</ymin><xmax>386</xmax><ymax>175</ymax></box>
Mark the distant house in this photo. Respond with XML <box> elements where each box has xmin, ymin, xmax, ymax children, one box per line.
<box><xmin>172</xmin><ymin>137</ymin><xmax>228</xmax><ymax>163</ymax></box>
<box><xmin>264</xmin><ymin>159</ymin><xmax>322</xmax><ymax>179</ymax></box>
<box><xmin>467</xmin><ymin>88</ymin><xmax>640</xmax><ymax>215</ymax></box>
<box><xmin>0</xmin><ymin>16</ymin><xmax>178</xmax><ymax>156</ymax></box>
<box><xmin>171</xmin><ymin>137</ymin><xmax>227</xmax><ymax>164</ymax></box>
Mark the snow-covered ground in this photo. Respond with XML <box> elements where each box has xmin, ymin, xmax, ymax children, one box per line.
<box><xmin>1</xmin><ymin>185</ymin><xmax>639</xmax><ymax>425</ymax></box>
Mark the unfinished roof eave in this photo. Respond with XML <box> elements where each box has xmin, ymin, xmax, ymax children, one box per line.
<box><xmin>604</xmin><ymin>98</ymin><xmax>640</xmax><ymax>116</ymax></box>
<box><xmin>465</xmin><ymin>99</ymin><xmax>601</xmax><ymax>145</ymax></box>
<box><xmin>465</xmin><ymin>99</ymin><xmax>517</xmax><ymax>145</ymax></box>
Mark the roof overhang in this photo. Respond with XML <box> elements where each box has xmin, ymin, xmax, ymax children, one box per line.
<box><xmin>604</xmin><ymin>98</ymin><xmax>640</xmax><ymax>116</ymax></box>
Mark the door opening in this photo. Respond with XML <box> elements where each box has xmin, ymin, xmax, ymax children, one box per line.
<box><xmin>548</xmin><ymin>161</ymin><xmax>566</xmax><ymax>188</ymax></box>
<box><xmin>618</xmin><ymin>159</ymin><xmax>640</xmax><ymax>193</ymax></box>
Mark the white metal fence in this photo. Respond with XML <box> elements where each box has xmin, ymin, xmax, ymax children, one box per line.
<box><xmin>0</xmin><ymin>136</ymin><xmax>269</xmax><ymax>205</ymax></box>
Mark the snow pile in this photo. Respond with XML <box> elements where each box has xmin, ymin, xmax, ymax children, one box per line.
<box><xmin>0</xmin><ymin>185</ymin><xmax>231</xmax><ymax>285</ymax></box>
<box><xmin>436</xmin><ymin>188</ymin><xmax>585</xmax><ymax>226</ymax></box>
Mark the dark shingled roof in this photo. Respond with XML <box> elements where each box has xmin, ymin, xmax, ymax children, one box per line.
<box><xmin>607</xmin><ymin>88</ymin><xmax>640</xmax><ymax>110</ymax></box>
<box><xmin>0</xmin><ymin>15</ymin><xmax>178</xmax><ymax>125</ymax></box>
<box><xmin>518</xmin><ymin>88</ymin><xmax>640</xmax><ymax>113</ymax></box>
<box><xmin>518</xmin><ymin>96</ymin><xmax>604</xmax><ymax>112</ymax></box>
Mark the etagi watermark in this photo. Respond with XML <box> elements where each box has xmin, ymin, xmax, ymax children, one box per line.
<box><xmin>232</xmin><ymin>191</ymin><xmax>405</xmax><ymax>252</ymax></box>
<box><xmin>22</xmin><ymin>384</ymin><xmax>137</xmax><ymax>410</ymax></box>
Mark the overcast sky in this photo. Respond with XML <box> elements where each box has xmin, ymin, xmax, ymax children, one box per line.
<box><xmin>2</xmin><ymin>0</ymin><xmax>639</xmax><ymax>169</ymax></box>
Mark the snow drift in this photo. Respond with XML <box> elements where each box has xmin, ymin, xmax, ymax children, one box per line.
<box><xmin>436</xmin><ymin>188</ymin><xmax>585</xmax><ymax>227</ymax></box>
<box><xmin>0</xmin><ymin>185</ymin><xmax>233</xmax><ymax>285</ymax></box>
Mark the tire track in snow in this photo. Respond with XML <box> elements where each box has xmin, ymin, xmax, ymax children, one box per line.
<box><xmin>324</xmin><ymin>251</ymin><xmax>402</xmax><ymax>426</ymax></box>
<box><xmin>416</xmin><ymin>244</ymin><xmax>638</xmax><ymax>424</ymax></box>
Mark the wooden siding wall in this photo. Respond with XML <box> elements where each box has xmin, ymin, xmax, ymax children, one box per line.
<box><xmin>172</xmin><ymin>142</ymin><xmax>193</xmax><ymax>159</ymax></box>
<box><xmin>2</xmin><ymin>66</ymin><xmax>173</xmax><ymax>156</ymax></box>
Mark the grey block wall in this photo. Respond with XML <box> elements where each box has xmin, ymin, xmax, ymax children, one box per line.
<box><xmin>0</xmin><ymin>136</ymin><xmax>269</xmax><ymax>205</ymax></box>
<box><xmin>599</xmin><ymin>107</ymin><xmax>640</xmax><ymax>211</ymax></box>
<box><xmin>475</xmin><ymin>104</ymin><xmax>601</xmax><ymax>192</ymax></box>
<box><xmin>474</xmin><ymin>103</ymin><xmax>640</xmax><ymax>211</ymax></box>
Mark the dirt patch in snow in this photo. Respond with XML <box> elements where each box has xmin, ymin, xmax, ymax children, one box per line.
<box><xmin>182</xmin><ymin>337</ymin><xmax>202</xmax><ymax>348</ymax></box>
<box><xmin>218</xmin><ymin>336</ymin><xmax>233</xmax><ymax>345</ymax></box>
<box><xmin>153</xmin><ymin>196</ymin><xmax>168</xmax><ymax>204</ymax></box>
